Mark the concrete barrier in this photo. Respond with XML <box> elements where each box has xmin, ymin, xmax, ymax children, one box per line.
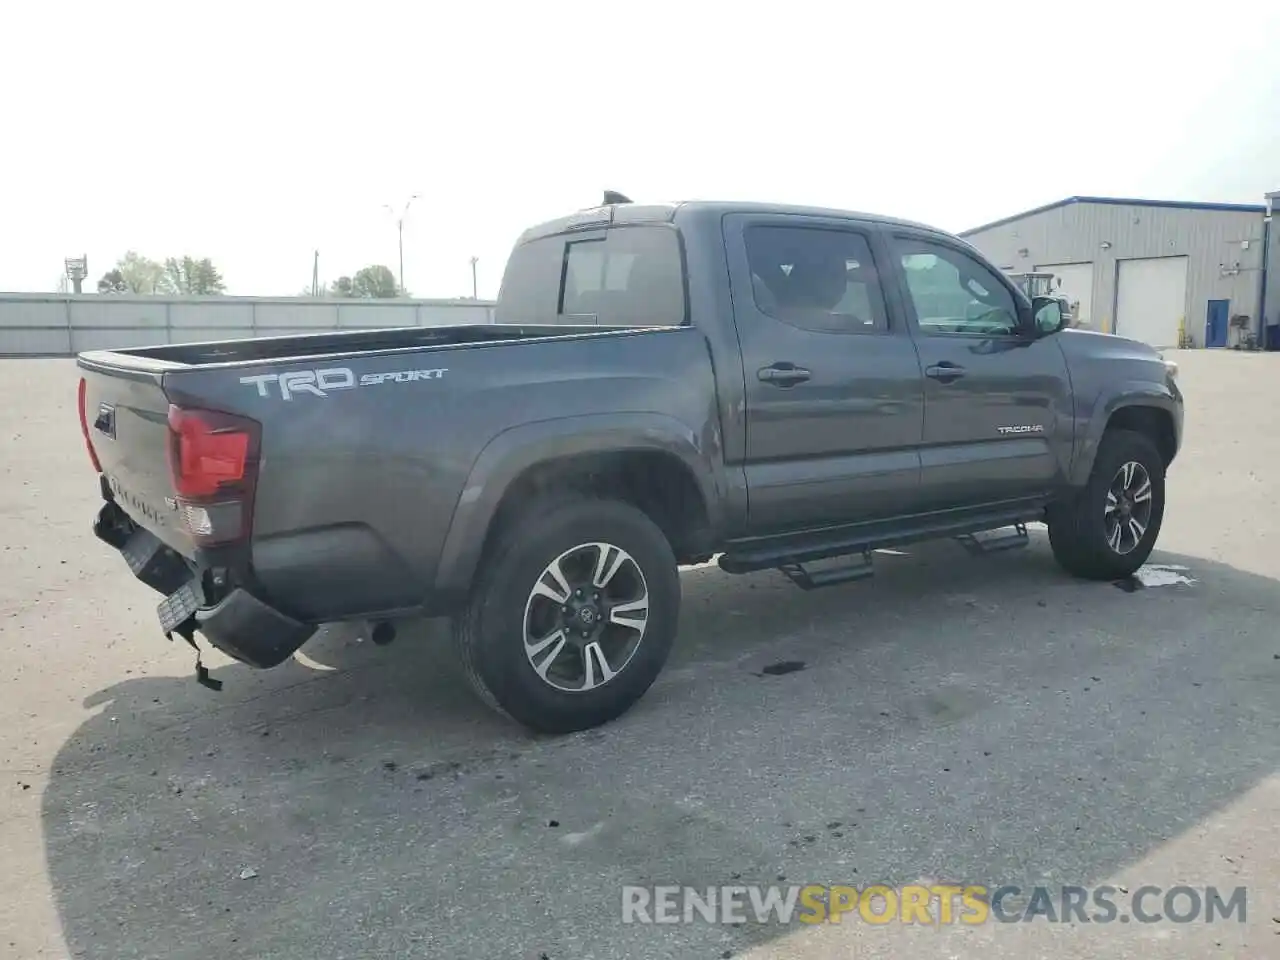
<box><xmin>0</xmin><ymin>294</ymin><xmax>497</xmax><ymax>357</ymax></box>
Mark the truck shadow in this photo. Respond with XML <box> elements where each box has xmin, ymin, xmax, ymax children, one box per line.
<box><xmin>42</xmin><ymin>537</ymin><xmax>1280</xmax><ymax>958</ymax></box>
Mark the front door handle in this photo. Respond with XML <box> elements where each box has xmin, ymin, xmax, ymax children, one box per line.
<box><xmin>925</xmin><ymin>362</ymin><xmax>966</xmax><ymax>383</ymax></box>
<box><xmin>757</xmin><ymin>363</ymin><xmax>812</xmax><ymax>387</ymax></box>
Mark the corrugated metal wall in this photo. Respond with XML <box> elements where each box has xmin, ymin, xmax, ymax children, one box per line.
<box><xmin>960</xmin><ymin>202</ymin><xmax>1264</xmax><ymax>346</ymax></box>
<box><xmin>1262</xmin><ymin>194</ymin><xmax>1280</xmax><ymax>336</ymax></box>
<box><xmin>0</xmin><ymin>295</ymin><xmax>497</xmax><ymax>356</ymax></box>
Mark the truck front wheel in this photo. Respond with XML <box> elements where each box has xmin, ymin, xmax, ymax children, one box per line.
<box><xmin>1046</xmin><ymin>428</ymin><xmax>1166</xmax><ymax>580</ymax></box>
<box><xmin>453</xmin><ymin>498</ymin><xmax>681</xmax><ymax>733</ymax></box>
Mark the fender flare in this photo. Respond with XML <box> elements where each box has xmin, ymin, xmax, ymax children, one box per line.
<box><xmin>1070</xmin><ymin>380</ymin><xmax>1180</xmax><ymax>486</ymax></box>
<box><xmin>432</xmin><ymin>413</ymin><xmax>726</xmax><ymax>596</ymax></box>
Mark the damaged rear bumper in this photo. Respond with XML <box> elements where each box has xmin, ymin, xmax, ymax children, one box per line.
<box><xmin>94</xmin><ymin>498</ymin><xmax>316</xmax><ymax>669</ymax></box>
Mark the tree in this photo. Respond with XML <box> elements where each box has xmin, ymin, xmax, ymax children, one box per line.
<box><xmin>97</xmin><ymin>269</ymin><xmax>129</xmax><ymax>294</ymax></box>
<box><xmin>352</xmin><ymin>264</ymin><xmax>399</xmax><ymax>298</ymax></box>
<box><xmin>163</xmin><ymin>256</ymin><xmax>226</xmax><ymax>295</ymax></box>
<box><xmin>115</xmin><ymin>251</ymin><xmax>169</xmax><ymax>294</ymax></box>
<box><xmin>329</xmin><ymin>267</ymin><xmax>397</xmax><ymax>298</ymax></box>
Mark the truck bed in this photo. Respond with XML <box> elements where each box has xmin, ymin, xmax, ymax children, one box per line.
<box><xmin>79</xmin><ymin>322</ymin><xmax>656</xmax><ymax>370</ymax></box>
<box><xmin>76</xmin><ymin>321</ymin><xmax>708</xmax><ymax>575</ymax></box>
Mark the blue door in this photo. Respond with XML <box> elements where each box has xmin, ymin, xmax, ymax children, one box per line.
<box><xmin>1205</xmin><ymin>299</ymin><xmax>1229</xmax><ymax>348</ymax></box>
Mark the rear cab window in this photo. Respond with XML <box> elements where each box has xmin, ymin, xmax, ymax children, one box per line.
<box><xmin>495</xmin><ymin>225</ymin><xmax>686</xmax><ymax>326</ymax></box>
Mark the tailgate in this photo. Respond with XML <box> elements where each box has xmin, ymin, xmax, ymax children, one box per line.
<box><xmin>78</xmin><ymin>359</ymin><xmax>194</xmax><ymax>557</ymax></box>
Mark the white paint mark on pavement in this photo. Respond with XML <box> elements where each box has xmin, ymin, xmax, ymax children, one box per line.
<box><xmin>561</xmin><ymin>822</ymin><xmax>605</xmax><ymax>846</ymax></box>
<box><xmin>293</xmin><ymin>650</ymin><xmax>337</xmax><ymax>672</ymax></box>
<box><xmin>1134</xmin><ymin>564</ymin><xmax>1196</xmax><ymax>587</ymax></box>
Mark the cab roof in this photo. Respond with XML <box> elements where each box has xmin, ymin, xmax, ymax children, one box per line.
<box><xmin>516</xmin><ymin>199</ymin><xmax>948</xmax><ymax>245</ymax></box>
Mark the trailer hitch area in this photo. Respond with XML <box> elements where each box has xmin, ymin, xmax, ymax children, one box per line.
<box><xmin>158</xmin><ymin>582</ymin><xmax>223</xmax><ymax>692</ymax></box>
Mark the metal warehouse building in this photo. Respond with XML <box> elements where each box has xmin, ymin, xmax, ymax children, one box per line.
<box><xmin>960</xmin><ymin>195</ymin><xmax>1274</xmax><ymax>349</ymax></box>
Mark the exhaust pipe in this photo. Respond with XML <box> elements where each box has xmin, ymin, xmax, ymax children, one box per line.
<box><xmin>370</xmin><ymin>620</ymin><xmax>397</xmax><ymax>646</ymax></box>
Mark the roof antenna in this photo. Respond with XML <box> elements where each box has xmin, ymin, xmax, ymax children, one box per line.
<box><xmin>603</xmin><ymin>190</ymin><xmax>632</xmax><ymax>205</ymax></box>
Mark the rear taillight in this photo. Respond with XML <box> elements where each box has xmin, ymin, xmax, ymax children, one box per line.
<box><xmin>77</xmin><ymin>377</ymin><xmax>103</xmax><ymax>473</ymax></box>
<box><xmin>166</xmin><ymin>405</ymin><xmax>261</xmax><ymax>544</ymax></box>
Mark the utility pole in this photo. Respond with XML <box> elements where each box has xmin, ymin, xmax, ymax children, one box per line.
<box><xmin>469</xmin><ymin>256</ymin><xmax>479</xmax><ymax>299</ymax></box>
<box><xmin>311</xmin><ymin>250</ymin><xmax>320</xmax><ymax>297</ymax></box>
<box><xmin>383</xmin><ymin>195</ymin><xmax>420</xmax><ymax>296</ymax></box>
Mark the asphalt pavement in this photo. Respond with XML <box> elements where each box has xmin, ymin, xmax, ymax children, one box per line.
<box><xmin>1</xmin><ymin>352</ymin><xmax>1278</xmax><ymax>959</ymax></box>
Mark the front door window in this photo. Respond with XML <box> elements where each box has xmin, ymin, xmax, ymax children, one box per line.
<box><xmin>894</xmin><ymin>238</ymin><xmax>1020</xmax><ymax>337</ymax></box>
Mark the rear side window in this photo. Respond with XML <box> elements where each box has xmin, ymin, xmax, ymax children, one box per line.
<box><xmin>495</xmin><ymin>224</ymin><xmax>686</xmax><ymax>326</ymax></box>
<box><xmin>561</xmin><ymin>226</ymin><xmax>686</xmax><ymax>325</ymax></box>
<box><xmin>743</xmin><ymin>226</ymin><xmax>888</xmax><ymax>334</ymax></box>
<box><xmin>494</xmin><ymin>234</ymin><xmax>564</xmax><ymax>323</ymax></box>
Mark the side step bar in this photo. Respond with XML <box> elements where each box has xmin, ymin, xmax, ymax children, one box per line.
<box><xmin>772</xmin><ymin>522</ymin><xmax>1028</xmax><ymax>591</ymax></box>
<box><xmin>779</xmin><ymin>551</ymin><xmax>875</xmax><ymax>590</ymax></box>
<box><xmin>954</xmin><ymin>523</ymin><xmax>1030</xmax><ymax>556</ymax></box>
<box><xmin>719</xmin><ymin>501</ymin><xmax>1046</xmax><ymax>576</ymax></box>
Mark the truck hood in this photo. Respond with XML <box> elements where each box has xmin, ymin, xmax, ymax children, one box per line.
<box><xmin>1059</xmin><ymin>327</ymin><xmax>1163</xmax><ymax>359</ymax></box>
<box><xmin>1057</xmin><ymin>328</ymin><xmax>1180</xmax><ymax>389</ymax></box>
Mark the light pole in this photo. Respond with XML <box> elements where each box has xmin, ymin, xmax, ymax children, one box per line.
<box><xmin>383</xmin><ymin>194</ymin><xmax>420</xmax><ymax>295</ymax></box>
<box><xmin>64</xmin><ymin>255</ymin><xmax>87</xmax><ymax>295</ymax></box>
<box><xmin>469</xmin><ymin>256</ymin><xmax>478</xmax><ymax>299</ymax></box>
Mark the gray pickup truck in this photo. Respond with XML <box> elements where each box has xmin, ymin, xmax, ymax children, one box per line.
<box><xmin>77</xmin><ymin>196</ymin><xmax>1183</xmax><ymax>732</ymax></box>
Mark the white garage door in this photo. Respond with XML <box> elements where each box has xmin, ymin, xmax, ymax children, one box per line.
<box><xmin>1116</xmin><ymin>256</ymin><xmax>1188</xmax><ymax>348</ymax></box>
<box><xmin>1036</xmin><ymin>262</ymin><xmax>1093</xmax><ymax>329</ymax></box>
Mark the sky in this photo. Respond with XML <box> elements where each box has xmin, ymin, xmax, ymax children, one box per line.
<box><xmin>3</xmin><ymin>1</ymin><xmax>1278</xmax><ymax>300</ymax></box>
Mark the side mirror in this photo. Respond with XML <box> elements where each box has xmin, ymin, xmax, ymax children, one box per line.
<box><xmin>1031</xmin><ymin>296</ymin><xmax>1066</xmax><ymax>337</ymax></box>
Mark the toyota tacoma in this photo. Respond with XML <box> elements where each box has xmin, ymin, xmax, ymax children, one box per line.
<box><xmin>77</xmin><ymin>195</ymin><xmax>1183</xmax><ymax>732</ymax></box>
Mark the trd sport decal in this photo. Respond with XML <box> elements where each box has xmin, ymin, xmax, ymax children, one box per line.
<box><xmin>239</xmin><ymin>366</ymin><xmax>448</xmax><ymax>401</ymax></box>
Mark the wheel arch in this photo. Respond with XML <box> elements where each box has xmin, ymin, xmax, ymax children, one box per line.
<box><xmin>1105</xmin><ymin>406</ymin><xmax>1178</xmax><ymax>466</ymax></box>
<box><xmin>1071</xmin><ymin>384</ymin><xmax>1180</xmax><ymax>486</ymax></box>
<box><xmin>433</xmin><ymin>414</ymin><xmax>724</xmax><ymax>597</ymax></box>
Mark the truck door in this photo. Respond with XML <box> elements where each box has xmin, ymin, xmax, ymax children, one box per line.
<box><xmin>885</xmin><ymin>230</ymin><xmax>1073</xmax><ymax>510</ymax></box>
<box><xmin>724</xmin><ymin>214</ymin><xmax>926</xmax><ymax>533</ymax></box>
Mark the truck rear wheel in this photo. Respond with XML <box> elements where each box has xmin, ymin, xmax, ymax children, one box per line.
<box><xmin>1046</xmin><ymin>428</ymin><xmax>1166</xmax><ymax>580</ymax></box>
<box><xmin>454</xmin><ymin>498</ymin><xmax>681</xmax><ymax>733</ymax></box>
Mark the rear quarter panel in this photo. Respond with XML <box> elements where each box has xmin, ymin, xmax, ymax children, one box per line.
<box><xmin>165</xmin><ymin>328</ymin><xmax>724</xmax><ymax>619</ymax></box>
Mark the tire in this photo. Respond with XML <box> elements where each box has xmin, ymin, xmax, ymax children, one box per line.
<box><xmin>453</xmin><ymin>498</ymin><xmax>681</xmax><ymax>733</ymax></box>
<box><xmin>1047</xmin><ymin>428</ymin><xmax>1166</xmax><ymax>580</ymax></box>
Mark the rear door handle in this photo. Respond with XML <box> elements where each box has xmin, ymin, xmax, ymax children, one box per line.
<box><xmin>925</xmin><ymin>363</ymin><xmax>966</xmax><ymax>383</ymax></box>
<box><xmin>757</xmin><ymin>363</ymin><xmax>812</xmax><ymax>387</ymax></box>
